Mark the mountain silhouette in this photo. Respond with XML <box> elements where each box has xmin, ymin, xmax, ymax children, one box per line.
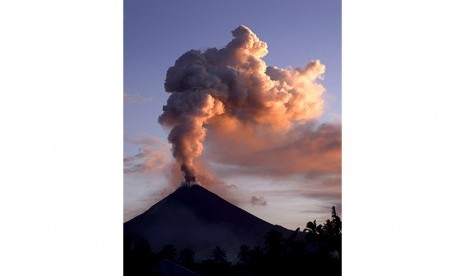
<box><xmin>124</xmin><ymin>184</ymin><xmax>293</xmax><ymax>260</ymax></box>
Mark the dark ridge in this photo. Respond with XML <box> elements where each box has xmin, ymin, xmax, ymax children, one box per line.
<box><xmin>124</xmin><ymin>184</ymin><xmax>293</xmax><ymax>260</ymax></box>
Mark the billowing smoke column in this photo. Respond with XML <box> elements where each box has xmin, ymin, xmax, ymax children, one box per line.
<box><xmin>159</xmin><ymin>25</ymin><xmax>326</xmax><ymax>182</ymax></box>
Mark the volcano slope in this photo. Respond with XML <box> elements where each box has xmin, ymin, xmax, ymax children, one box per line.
<box><xmin>124</xmin><ymin>184</ymin><xmax>295</xmax><ymax>260</ymax></box>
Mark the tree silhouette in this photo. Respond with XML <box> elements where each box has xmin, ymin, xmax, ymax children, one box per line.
<box><xmin>329</xmin><ymin>206</ymin><xmax>342</xmax><ymax>261</ymax></box>
<box><xmin>303</xmin><ymin>206</ymin><xmax>342</xmax><ymax>276</ymax></box>
<box><xmin>331</xmin><ymin>206</ymin><xmax>342</xmax><ymax>236</ymax></box>
<box><xmin>211</xmin><ymin>246</ymin><xmax>227</xmax><ymax>263</ymax></box>
<box><xmin>124</xmin><ymin>235</ymin><xmax>155</xmax><ymax>276</ymax></box>
<box><xmin>237</xmin><ymin>244</ymin><xmax>251</xmax><ymax>264</ymax></box>
<box><xmin>322</xmin><ymin>219</ymin><xmax>333</xmax><ymax>235</ymax></box>
<box><xmin>264</xmin><ymin>229</ymin><xmax>284</xmax><ymax>255</ymax></box>
<box><xmin>124</xmin><ymin>205</ymin><xmax>342</xmax><ymax>276</ymax></box>
<box><xmin>196</xmin><ymin>246</ymin><xmax>231</xmax><ymax>276</ymax></box>
<box><xmin>159</xmin><ymin>244</ymin><xmax>177</xmax><ymax>262</ymax></box>
<box><xmin>305</xmin><ymin>220</ymin><xmax>323</xmax><ymax>242</ymax></box>
<box><xmin>178</xmin><ymin>247</ymin><xmax>196</xmax><ymax>267</ymax></box>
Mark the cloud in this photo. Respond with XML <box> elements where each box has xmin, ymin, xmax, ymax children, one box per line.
<box><xmin>262</xmin><ymin>175</ymin><xmax>341</xmax><ymax>202</ymax></box>
<box><xmin>124</xmin><ymin>92</ymin><xmax>154</xmax><ymax>104</ymax></box>
<box><xmin>226</xmin><ymin>184</ymin><xmax>238</xmax><ymax>190</ymax></box>
<box><xmin>124</xmin><ymin>146</ymin><xmax>170</xmax><ymax>173</ymax></box>
<box><xmin>125</xmin><ymin>135</ymin><xmax>168</xmax><ymax>148</ymax></box>
<box><xmin>250</xmin><ymin>196</ymin><xmax>267</xmax><ymax>206</ymax></box>
<box><xmin>236</xmin><ymin>175</ymin><xmax>341</xmax><ymax>228</ymax></box>
<box><xmin>124</xmin><ymin>135</ymin><xmax>171</xmax><ymax>174</ymax></box>
<box><xmin>204</xmin><ymin>123</ymin><xmax>341</xmax><ymax>178</ymax></box>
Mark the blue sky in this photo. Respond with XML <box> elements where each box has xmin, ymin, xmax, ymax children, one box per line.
<box><xmin>124</xmin><ymin>0</ymin><xmax>341</xmax><ymax>229</ymax></box>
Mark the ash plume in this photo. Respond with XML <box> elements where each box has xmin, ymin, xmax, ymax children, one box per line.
<box><xmin>159</xmin><ymin>25</ymin><xmax>326</xmax><ymax>181</ymax></box>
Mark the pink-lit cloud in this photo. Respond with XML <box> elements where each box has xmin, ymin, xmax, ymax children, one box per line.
<box><xmin>124</xmin><ymin>135</ymin><xmax>171</xmax><ymax>174</ymax></box>
<box><xmin>204</xmin><ymin>123</ymin><xmax>341</xmax><ymax>178</ymax></box>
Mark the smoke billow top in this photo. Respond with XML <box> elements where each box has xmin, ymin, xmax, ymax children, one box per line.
<box><xmin>159</xmin><ymin>25</ymin><xmax>326</xmax><ymax>181</ymax></box>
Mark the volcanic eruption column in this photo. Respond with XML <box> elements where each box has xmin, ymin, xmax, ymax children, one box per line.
<box><xmin>159</xmin><ymin>25</ymin><xmax>326</xmax><ymax>182</ymax></box>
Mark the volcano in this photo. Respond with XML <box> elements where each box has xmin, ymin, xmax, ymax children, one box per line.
<box><xmin>124</xmin><ymin>184</ymin><xmax>294</xmax><ymax>260</ymax></box>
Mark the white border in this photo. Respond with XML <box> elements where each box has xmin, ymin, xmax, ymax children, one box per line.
<box><xmin>1</xmin><ymin>0</ymin><xmax>465</xmax><ymax>275</ymax></box>
<box><xmin>343</xmin><ymin>0</ymin><xmax>465</xmax><ymax>275</ymax></box>
<box><xmin>0</xmin><ymin>1</ymin><xmax>123</xmax><ymax>275</ymax></box>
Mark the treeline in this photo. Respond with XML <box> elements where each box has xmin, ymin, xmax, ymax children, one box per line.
<box><xmin>124</xmin><ymin>206</ymin><xmax>341</xmax><ymax>276</ymax></box>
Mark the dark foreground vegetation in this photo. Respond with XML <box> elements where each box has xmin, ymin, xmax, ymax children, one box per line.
<box><xmin>125</xmin><ymin>206</ymin><xmax>341</xmax><ymax>276</ymax></box>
